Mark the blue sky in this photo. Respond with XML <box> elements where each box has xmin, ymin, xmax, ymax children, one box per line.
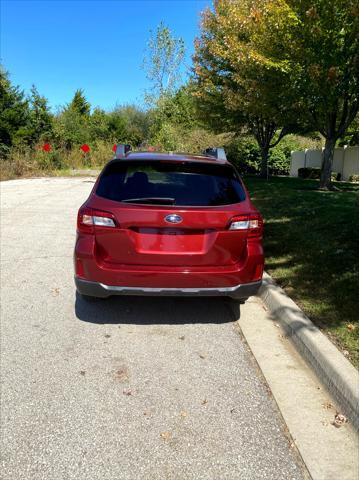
<box><xmin>1</xmin><ymin>0</ymin><xmax>210</xmax><ymax>111</ymax></box>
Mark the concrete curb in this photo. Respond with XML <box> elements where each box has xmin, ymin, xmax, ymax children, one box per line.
<box><xmin>258</xmin><ymin>272</ymin><xmax>359</xmax><ymax>432</ymax></box>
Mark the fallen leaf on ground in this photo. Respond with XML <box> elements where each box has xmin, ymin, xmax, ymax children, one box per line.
<box><xmin>115</xmin><ymin>367</ymin><xmax>129</xmax><ymax>382</ymax></box>
<box><xmin>332</xmin><ymin>412</ymin><xmax>348</xmax><ymax>428</ymax></box>
<box><xmin>160</xmin><ymin>431</ymin><xmax>171</xmax><ymax>441</ymax></box>
<box><xmin>80</xmin><ymin>371</ymin><xmax>86</xmax><ymax>376</ymax></box>
<box><xmin>123</xmin><ymin>388</ymin><xmax>133</xmax><ymax>396</ymax></box>
<box><xmin>179</xmin><ymin>336</ymin><xmax>185</xmax><ymax>340</ymax></box>
<box><xmin>201</xmin><ymin>399</ymin><xmax>208</xmax><ymax>405</ymax></box>
<box><xmin>199</xmin><ymin>354</ymin><xmax>206</xmax><ymax>359</ymax></box>
<box><xmin>180</xmin><ymin>411</ymin><xmax>187</xmax><ymax>417</ymax></box>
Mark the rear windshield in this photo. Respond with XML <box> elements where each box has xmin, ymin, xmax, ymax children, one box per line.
<box><xmin>96</xmin><ymin>160</ymin><xmax>246</xmax><ymax>206</ymax></box>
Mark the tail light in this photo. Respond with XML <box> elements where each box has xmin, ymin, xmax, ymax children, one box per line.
<box><xmin>228</xmin><ymin>214</ymin><xmax>263</xmax><ymax>238</ymax></box>
<box><xmin>77</xmin><ymin>207</ymin><xmax>117</xmax><ymax>233</ymax></box>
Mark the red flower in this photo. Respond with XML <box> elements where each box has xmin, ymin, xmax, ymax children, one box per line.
<box><xmin>112</xmin><ymin>144</ymin><xmax>117</xmax><ymax>152</ymax></box>
<box><xmin>42</xmin><ymin>143</ymin><xmax>51</xmax><ymax>152</ymax></box>
<box><xmin>80</xmin><ymin>144</ymin><xmax>90</xmax><ymax>153</ymax></box>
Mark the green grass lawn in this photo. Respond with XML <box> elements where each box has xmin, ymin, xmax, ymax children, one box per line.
<box><xmin>244</xmin><ymin>175</ymin><xmax>359</xmax><ymax>368</ymax></box>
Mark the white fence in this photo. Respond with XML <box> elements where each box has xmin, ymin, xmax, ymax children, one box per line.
<box><xmin>290</xmin><ymin>146</ymin><xmax>359</xmax><ymax>180</ymax></box>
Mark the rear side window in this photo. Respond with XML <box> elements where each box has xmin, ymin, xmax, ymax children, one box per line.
<box><xmin>96</xmin><ymin>160</ymin><xmax>246</xmax><ymax>206</ymax></box>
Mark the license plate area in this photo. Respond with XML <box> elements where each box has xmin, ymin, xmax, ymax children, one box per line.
<box><xmin>130</xmin><ymin>227</ymin><xmax>215</xmax><ymax>254</ymax></box>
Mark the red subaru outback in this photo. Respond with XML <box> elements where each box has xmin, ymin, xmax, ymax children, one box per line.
<box><xmin>74</xmin><ymin>148</ymin><xmax>264</xmax><ymax>301</ymax></box>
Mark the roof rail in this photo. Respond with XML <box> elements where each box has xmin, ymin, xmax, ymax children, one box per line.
<box><xmin>113</xmin><ymin>144</ymin><xmax>132</xmax><ymax>159</ymax></box>
<box><xmin>203</xmin><ymin>147</ymin><xmax>227</xmax><ymax>161</ymax></box>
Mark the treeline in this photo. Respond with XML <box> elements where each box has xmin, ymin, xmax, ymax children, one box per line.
<box><xmin>0</xmin><ymin>67</ymin><xmax>313</xmax><ymax>179</ymax></box>
<box><xmin>0</xmin><ymin>68</ymin><xmax>150</xmax><ymax>154</ymax></box>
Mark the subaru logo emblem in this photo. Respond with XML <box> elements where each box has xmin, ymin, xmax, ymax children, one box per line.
<box><xmin>165</xmin><ymin>214</ymin><xmax>183</xmax><ymax>224</ymax></box>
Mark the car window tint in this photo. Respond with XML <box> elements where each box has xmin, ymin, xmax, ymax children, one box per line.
<box><xmin>96</xmin><ymin>160</ymin><xmax>246</xmax><ymax>206</ymax></box>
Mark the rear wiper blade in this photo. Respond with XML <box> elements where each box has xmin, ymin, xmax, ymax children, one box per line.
<box><xmin>121</xmin><ymin>197</ymin><xmax>176</xmax><ymax>205</ymax></box>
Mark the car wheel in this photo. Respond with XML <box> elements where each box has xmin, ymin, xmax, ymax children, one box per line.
<box><xmin>225</xmin><ymin>297</ymin><xmax>243</xmax><ymax>319</ymax></box>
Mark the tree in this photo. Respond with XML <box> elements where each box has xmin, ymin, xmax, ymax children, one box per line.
<box><xmin>338</xmin><ymin>114</ymin><xmax>359</xmax><ymax>146</ymax></box>
<box><xmin>286</xmin><ymin>0</ymin><xmax>359</xmax><ymax>188</ymax></box>
<box><xmin>53</xmin><ymin>89</ymin><xmax>91</xmax><ymax>149</ymax></box>
<box><xmin>143</xmin><ymin>22</ymin><xmax>185</xmax><ymax>103</ymax></box>
<box><xmin>0</xmin><ymin>67</ymin><xmax>30</xmax><ymax>154</ymax></box>
<box><xmin>162</xmin><ymin>84</ymin><xmax>199</xmax><ymax>129</ymax></box>
<box><xmin>27</xmin><ymin>85</ymin><xmax>53</xmax><ymax>145</ymax></box>
<box><xmin>116</xmin><ymin>105</ymin><xmax>150</xmax><ymax>146</ymax></box>
<box><xmin>68</xmin><ymin>89</ymin><xmax>91</xmax><ymax>116</ymax></box>
<box><xmin>53</xmin><ymin>109</ymin><xmax>90</xmax><ymax>150</ymax></box>
<box><xmin>194</xmin><ymin>0</ymin><xmax>359</xmax><ymax>185</ymax></box>
<box><xmin>88</xmin><ymin>108</ymin><xmax>111</xmax><ymax>142</ymax></box>
<box><xmin>193</xmin><ymin>0</ymin><xmax>303</xmax><ymax>177</ymax></box>
<box><xmin>107</xmin><ymin>109</ymin><xmax>129</xmax><ymax>143</ymax></box>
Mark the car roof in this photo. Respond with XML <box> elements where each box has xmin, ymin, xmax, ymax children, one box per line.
<box><xmin>119</xmin><ymin>151</ymin><xmax>230</xmax><ymax>165</ymax></box>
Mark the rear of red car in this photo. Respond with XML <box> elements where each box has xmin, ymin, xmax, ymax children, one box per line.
<box><xmin>74</xmin><ymin>153</ymin><xmax>264</xmax><ymax>300</ymax></box>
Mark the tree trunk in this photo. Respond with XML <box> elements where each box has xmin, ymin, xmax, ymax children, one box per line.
<box><xmin>319</xmin><ymin>137</ymin><xmax>336</xmax><ymax>189</ymax></box>
<box><xmin>259</xmin><ymin>146</ymin><xmax>270</xmax><ymax>179</ymax></box>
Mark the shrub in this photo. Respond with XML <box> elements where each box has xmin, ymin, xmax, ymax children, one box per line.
<box><xmin>226</xmin><ymin>134</ymin><xmax>305</xmax><ymax>176</ymax></box>
<box><xmin>1</xmin><ymin>141</ymin><xmax>115</xmax><ymax>179</ymax></box>
<box><xmin>269</xmin><ymin>136</ymin><xmax>303</xmax><ymax>175</ymax></box>
<box><xmin>226</xmin><ymin>136</ymin><xmax>261</xmax><ymax>174</ymax></box>
<box><xmin>35</xmin><ymin>150</ymin><xmax>66</xmax><ymax>170</ymax></box>
<box><xmin>298</xmin><ymin>167</ymin><xmax>339</xmax><ymax>181</ymax></box>
<box><xmin>180</xmin><ymin>129</ymin><xmax>231</xmax><ymax>154</ymax></box>
<box><xmin>269</xmin><ymin>147</ymin><xmax>289</xmax><ymax>175</ymax></box>
<box><xmin>148</xmin><ymin>122</ymin><xmax>231</xmax><ymax>155</ymax></box>
<box><xmin>349</xmin><ymin>174</ymin><xmax>359</xmax><ymax>183</ymax></box>
<box><xmin>150</xmin><ymin>121</ymin><xmax>182</xmax><ymax>151</ymax></box>
<box><xmin>298</xmin><ymin>167</ymin><xmax>321</xmax><ymax>178</ymax></box>
<box><xmin>0</xmin><ymin>147</ymin><xmax>38</xmax><ymax>180</ymax></box>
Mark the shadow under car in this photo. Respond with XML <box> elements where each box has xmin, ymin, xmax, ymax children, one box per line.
<box><xmin>75</xmin><ymin>293</ymin><xmax>241</xmax><ymax>325</ymax></box>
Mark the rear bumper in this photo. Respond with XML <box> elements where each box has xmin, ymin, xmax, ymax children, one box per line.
<box><xmin>74</xmin><ymin>234</ymin><xmax>264</xmax><ymax>290</ymax></box>
<box><xmin>75</xmin><ymin>277</ymin><xmax>262</xmax><ymax>300</ymax></box>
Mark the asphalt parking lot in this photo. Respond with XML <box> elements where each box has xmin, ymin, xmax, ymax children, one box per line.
<box><xmin>0</xmin><ymin>177</ymin><xmax>308</xmax><ymax>480</ymax></box>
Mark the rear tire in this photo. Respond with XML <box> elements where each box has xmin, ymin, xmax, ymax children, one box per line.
<box><xmin>225</xmin><ymin>297</ymin><xmax>242</xmax><ymax>319</ymax></box>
